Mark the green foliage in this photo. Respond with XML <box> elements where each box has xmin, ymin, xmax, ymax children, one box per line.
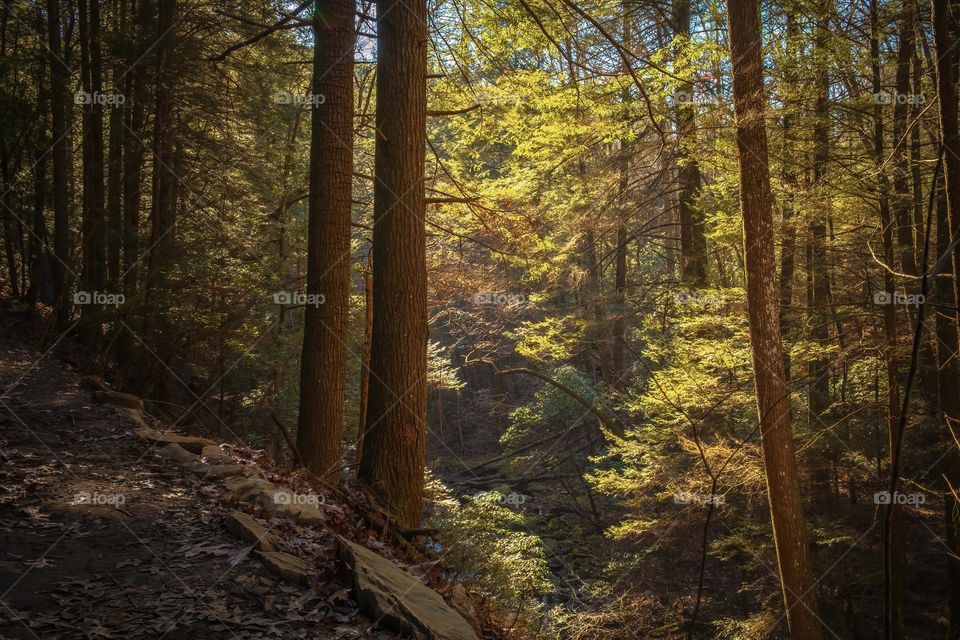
<box><xmin>501</xmin><ymin>365</ymin><xmax>602</xmax><ymax>456</ymax></box>
<box><xmin>429</xmin><ymin>484</ymin><xmax>552</xmax><ymax>628</ymax></box>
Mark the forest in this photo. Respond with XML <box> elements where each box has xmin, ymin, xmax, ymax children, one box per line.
<box><xmin>1</xmin><ymin>0</ymin><xmax>960</xmax><ymax>637</ymax></box>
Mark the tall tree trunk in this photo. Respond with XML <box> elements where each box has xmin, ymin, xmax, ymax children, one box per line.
<box><xmin>358</xmin><ymin>0</ymin><xmax>428</xmax><ymax>527</ymax></box>
<box><xmin>779</xmin><ymin>10</ymin><xmax>798</xmax><ymax>382</ymax></box>
<box><xmin>356</xmin><ymin>260</ymin><xmax>373</xmax><ymax>463</ymax></box>
<box><xmin>79</xmin><ymin>0</ymin><xmax>107</xmax><ymax>341</ymax></box>
<box><xmin>28</xmin><ymin>10</ymin><xmax>52</xmax><ymax>306</ymax></box>
<box><xmin>612</xmin><ymin>8</ymin><xmax>631</xmax><ymax>387</ymax></box>
<box><xmin>932</xmin><ymin>0</ymin><xmax>960</xmax><ymax>348</ymax></box>
<box><xmin>296</xmin><ymin>0</ymin><xmax>355</xmax><ymax>481</ymax></box>
<box><xmin>106</xmin><ymin>0</ymin><xmax>127</xmax><ymax>293</ymax></box>
<box><xmin>122</xmin><ymin>0</ymin><xmax>150</xmax><ymax>297</ymax></box>
<box><xmin>936</xmin><ymin>171</ymin><xmax>960</xmax><ymax>639</ymax></box>
<box><xmin>892</xmin><ymin>1</ymin><xmax>918</xmax><ymax>277</ymax></box>
<box><xmin>0</xmin><ymin>151</ymin><xmax>20</xmax><ymax>299</ymax></box>
<box><xmin>612</xmin><ymin>165</ymin><xmax>628</xmax><ymax>386</ymax></box>
<box><xmin>146</xmin><ymin>0</ymin><xmax>177</xmax><ymax>397</ymax></box>
<box><xmin>47</xmin><ymin>0</ymin><xmax>71</xmax><ymax>319</ymax></box>
<box><xmin>726</xmin><ymin>2</ymin><xmax>823</xmax><ymax>638</ymax></box>
<box><xmin>0</xmin><ymin>3</ymin><xmax>20</xmax><ymax>299</ymax></box>
<box><xmin>871</xmin><ymin>1</ymin><xmax>904</xmax><ymax>635</ymax></box>
<box><xmin>673</xmin><ymin>0</ymin><xmax>706</xmax><ymax>286</ymax></box>
<box><xmin>808</xmin><ymin>3</ymin><xmax>831</xmax><ymax>493</ymax></box>
<box><xmin>931</xmin><ymin>1</ymin><xmax>960</xmax><ymax>633</ymax></box>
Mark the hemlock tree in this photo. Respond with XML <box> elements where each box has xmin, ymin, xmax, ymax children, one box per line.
<box><xmin>726</xmin><ymin>0</ymin><xmax>823</xmax><ymax>637</ymax></box>
<box><xmin>296</xmin><ymin>0</ymin><xmax>355</xmax><ymax>480</ymax></box>
<box><xmin>357</xmin><ymin>0</ymin><xmax>428</xmax><ymax>527</ymax></box>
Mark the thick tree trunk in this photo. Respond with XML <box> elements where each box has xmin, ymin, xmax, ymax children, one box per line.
<box><xmin>296</xmin><ymin>0</ymin><xmax>355</xmax><ymax>481</ymax></box>
<box><xmin>726</xmin><ymin>2</ymin><xmax>823</xmax><ymax>638</ymax></box>
<box><xmin>358</xmin><ymin>0</ymin><xmax>428</xmax><ymax>528</ymax></box>
<box><xmin>931</xmin><ymin>1</ymin><xmax>960</xmax><ymax>633</ymax></box>
<box><xmin>936</xmin><ymin>173</ymin><xmax>960</xmax><ymax>639</ymax></box>
<box><xmin>932</xmin><ymin>1</ymin><xmax>960</xmax><ymax>347</ymax></box>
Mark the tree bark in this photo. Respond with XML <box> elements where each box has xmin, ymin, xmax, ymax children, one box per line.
<box><xmin>106</xmin><ymin>0</ymin><xmax>127</xmax><ymax>293</ymax></box>
<box><xmin>778</xmin><ymin>10</ymin><xmax>798</xmax><ymax>382</ymax></box>
<box><xmin>296</xmin><ymin>0</ymin><xmax>355</xmax><ymax>481</ymax></box>
<box><xmin>932</xmin><ymin>0</ymin><xmax>960</xmax><ymax>348</ymax></box>
<box><xmin>892</xmin><ymin>1</ymin><xmax>918</xmax><ymax>277</ymax></box>
<box><xmin>80</xmin><ymin>0</ymin><xmax>107</xmax><ymax>326</ymax></box>
<box><xmin>46</xmin><ymin>0</ymin><xmax>71</xmax><ymax>317</ymax></box>
<box><xmin>356</xmin><ymin>261</ymin><xmax>373</xmax><ymax>463</ymax></box>
<box><xmin>357</xmin><ymin>0</ymin><xmax>428</xmax><ymax>528</ymax></box>
<box><xmin>808</xmin><ymin>3</ymin><xmax>831</xmax><ymax>493</ymax></box>
<box><xmin>726</xmin><ymin>2</ymin><xmax>823</xmax><ymax>638</ymax></box>
<box><xmin>145</xmin><ymin>0</ymin><xmax>177</xmax><ymax>398</ymax></box>
<box><xmin>931</xmin><ymin>1</ymin><xmax>960</xmax><ymax>633</ymax></box>
<box><xmin>936</xmin><ymin>170</ymin><xmax>960</xmax><ymax>640</ymax></box>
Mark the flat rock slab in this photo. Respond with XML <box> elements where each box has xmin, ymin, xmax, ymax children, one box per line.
<box><xmin>157</xmin><ymin>443</ymin><xmax>200</xmax><ymax>463</ymax></box>
<box><xmin>92</xmin><ymin>389</ymin><xmax>144</xmax><ymax>412</ymax></box>
<box><xmin>184</xmin><ymin>461</ymin><xmax>254</xmax><ymax>479</ymax></box>
<box><xmin>255</xmin><ymin>551</ymin><xmax>311</xmax><ymax>585</ymax></box>
<box><xmin>134</xmin><ymin>426</ymin><xmax>217</xmax><ymax>454</ymax></box>
<box><xmin>258</xmin><ymin>490</ymin><xmax>325</xmax><ymax>525</ymax></box>
<box><xmin>222</xmin><ymin>475</ymin><xmax>277</xmax><ymax>502</ymax></box>
<box><xmin>337</xmin><ymin>537</ymin><xmax>479</xmax><ymax>640</ymax></box>
<box><xmin>224</xmin><ymin>510</ymin><xmax>275</xmax><ymax>551</ymax></box>
<box><xmin>201</xmin><ymin>444</ymin><xmax>233</xmax><ymax>463</ymax></box>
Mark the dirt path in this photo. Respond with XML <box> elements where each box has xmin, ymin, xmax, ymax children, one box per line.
<box><xmin>0</xmin><ymin>337</ymin><xmax>389</xmax><ymax>639</ymax></box>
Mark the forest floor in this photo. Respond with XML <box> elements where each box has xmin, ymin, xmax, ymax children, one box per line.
<box><xmin>0</xmin><ymin>324</ymin><xmax>404</xmax><ymax>639</ymax></box>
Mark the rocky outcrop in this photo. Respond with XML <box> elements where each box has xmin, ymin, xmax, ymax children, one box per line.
<box><xmin>222</xmin><ymin>476</ymin><xmax>277</xmax><ymax>502</ymax></box>
<box><xmin>157</xmin><ymin>443</ymin><xmax>200</xmax><ymax>463</ymax></box>
<box><xmin>92</xmin><ymin>389</ymin><xmax>145</xmax><ymax>412</ymax></box>
<box><xmin>255</xmin><ymin>551</ymin><xmax>312</xmax><ymax>585</ymax></box>
<box><xmin>134</xmin><ymin>426</ymin><xmax>217</xmax><ymax>453</ymax></box>
<box><xmin>337</xmin><ymin>537</ymin><xmax>479</xmax><ymax>640</ymax></box>
<box><xmin>224</xmin><ymin>510</ymin><xmax>275</xmax><ymax>551</ymax></box>
<box><xmin>258</xmin><ymin>489</ymin><xmax>325</xmax><ymax>525</ymax></box>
